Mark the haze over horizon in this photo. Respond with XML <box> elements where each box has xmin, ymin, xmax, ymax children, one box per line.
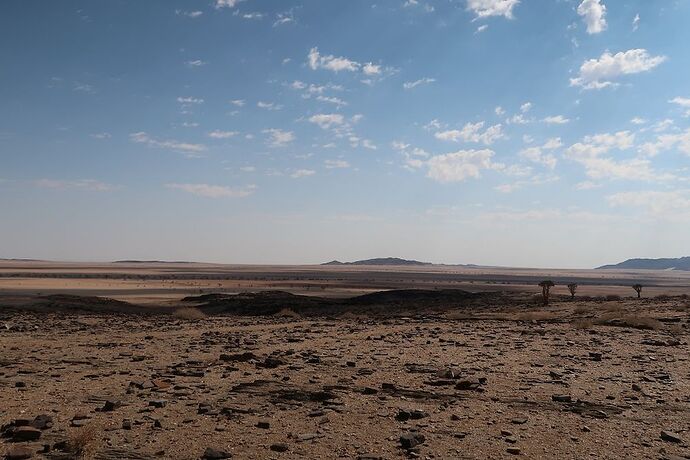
<box><xmin>2</xmin><ymin>1</ymin><xmax>689</xmax><ymax>269</ymax></box>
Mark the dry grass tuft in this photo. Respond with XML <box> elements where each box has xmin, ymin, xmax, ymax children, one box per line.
<box><xmin>172</xmin><ymin>307</ymin><xmax>207</xmax><ymax>320</ymax></box>
<box><xmin>573</xmin><ymin>305</ymin><xmax>591</xmax><ymax>315</ymax></box>
<box><xmin>516</xmin><ymin>311</ymin><xmax>560</xmax><ymax>322</ymax></box>
<box><xmin>67</xmin><ymin>424</ymin><xmax>101</xmax><ymax>458</ymax></box>
<box><xmin>274</xmin><ymin>308</ymin><xmax>301</xmax><ymax>319</ymax></box>
<box><xmin>595</xmin><ymin>313</ymin><xmax>662</xmax><ymax>330</ymax></box>
<box><xmin>572</xmin><ymin>319</ymin><xmax>594</xmax><ymax>330</ymax></box>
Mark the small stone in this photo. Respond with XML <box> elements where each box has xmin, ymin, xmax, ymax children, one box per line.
<box><xmin>5</xmin><ymin>446</ymin><xmax>33</xmax><ymax>459</ymax></box>
<box><xmin>256</xmin><ymin>421</ymin><xmax>270</xmax><ymax>429</ymax></box>
<box><xmin>202</xmin><ymin>447</ymin><xmax>232</xmax><ymax>459</ymax></box>
<box><xmin>399</xmin><ymin>433</ymin><xmax>425</xmax><ymax>449</ymax></box>
<box><xmin>660</xmin><ymin>431</ymin><xmax>682</xmax><ymax>443</ymax></box>
<box><xmin>551</xmin><ymin>395</ymin><xmax>572</xmax><ymax>403</ymax></box>
<box><xmin>149</xmin><ymin>400</ymin><xmax>167</xmax><ymax>408</ymax></box>
<box><xmin>122</xmin><ymin>420</ymin><xmax>132</xmax><ymax>430</ymax></box>
<box><xmin>270</xmin><ymin>443</ymin><xmax>289</xmax><ymax>452</ymax></box>
<box><xmin>507</xmin><ymin>447</ymin><xmax>521</xmax><ymax>455</ymax></box>
<box><xmin>102</xmin><ymin>400</ymin><xmax>122</xmax><ymax>412</ymax></box>
<box><xmin>12</xmin><ymin>426</ymin><xmax>41</xmax><ymax>442</ymax></box>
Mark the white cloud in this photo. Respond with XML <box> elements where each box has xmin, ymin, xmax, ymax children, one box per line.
<box><xmin>363</xmin><ymin>63</ymin><xmax>382</xmax><ymax>76</ymax></box>
<box><xmin>316</xmin><ymin>95</ymin><xmax>347</xmax><ymax>107</ymax></box>
<box><xmin>435</xmin><ymin>122</ymin><xmax>504</xmax><ymax>145</ymax></box>
<box><xmin>176</xmin><ymin>10</ymin><xmax>203</xmax><ymax>18</ymax></box>
<box><xmin>466</xmin><ymin>0</ymin><xmax>519</xmax><ymax>19</ymax></box>
<box><xmin>177</xmin><ymin>96</ymin><xmax>204</xmax><ymax>105</ymax></box>
<box><xmin>35</xmin><ymin>179</ymin><xmax>114</xmax><ymax>192</ymax></box>
<box><xmin>570</xmin><ymin>49</ymin><xmax>666</xmax><ymax>90</ymax></box>
<box><xmin>263</xmin><ymin>129</ymin><xmax>295</xmax><ymax>147</ymax></box>
<box><xmin>308</xmin><ymin>47</ymin><xmax>360</xmax><ymax>73</ymax></box>
<box><xmin>185</xmin><ymin>60</ymin><xmax>206</xmax><ymax>68</ymax></box>
<box><xmin>638</xmin><ymin>128</ymin><xmax>690</xmax><ymax>157</ymax></box>
<box><xmin>519</xmin><ymin>146</ymin><xmax>557</xmax><ymax>169</ymax></box>
<box><xmin>257</xmin><ymin>101</ymin><xmax>282</xmax><ymax>111</ymax></box>
<box><xmin>565</xmin><ymin>131</ymin><xmax>675</xmax><ymax>181</ymax></box>
<box><xmin>426</xmin><ymin>149</ymin><xmax>498</xmax><ymax>183</ymax></box>
<box><xmin>577</xmin><ymin>0</ymin><xmax>607</xmax><ymax>34</ymax></box>
<box><xmin>520</xmin><ymin>102</ymin><xmax>532</xmax><ymax>113</ymax></box>
<box><xmin>130</xmin><ymin>132</ymin><xmax>206</xmax><ymax>155</ymax></box>
<box><xmin>669</xmin><ymin>97</ymin><xmax>690</xmax><ymax>117</ymax></box>
<box><xmin>495</xmin><ymin>106</ymin><xmax>505</xmax><ymax>116</ymax></box>
<box><xmin>208</xmin><ymin>130</ymin><xmax>238</xmax><ymax>139</ymax></box>
<box><xmin>542</xmin><ymin>115</ymin><xmax>570</xmax><ymax>125</ymax></box>
<box><xmin>309</xmin><ymin>114</ymin><xmax>345</xmax><ymax>130</ymax></box>
<box><xmin>291</xmin><ymin>169</ymin><xmax>316</xmax><ymax>178</ymax></box>
<box><xmin>167</xmin><ymin>183</ymin><xmax>256</xmax><ymax>198</ymax></box>
<box><xmin>229</xmin><ymin>99</ymin><xmax>245</xmax><ymax>107</ymax></box>
<box><xmin>90</xmin><ymin>132</ymin><xmax>111</xmax><ymax>139</ymax></box>
<box><xmin>632</xmin><ymin>13</ymin><xmax>640</xmax><ymax>31</ymax></box>
<box><xmin>274</xmin><ymin>11</ymin><xmax>295</xmax><ymax>27</ymax></box>
<box><xmin>476</xmin><ymin>25</ymin><xmax>488</xmax><ymax>33</ymax></box>
<box><xmin>215</xmin><ymin>0</ymin><xmax>243</xmax><ymax>9</ymax></box>
<box><xmin>543</xmin><ymin>137</ymin><xmax>563</xmax><ymax>150</ymax></box>
<box><xmin>403</xmin><ymin>77</ymin><xmax>436</xmax><ymax>89</ymax></box>
<box><xmin>630</xmin><ymin>117</ymin><xmax>647</xmax><ymax>125</ymax></box>
<box><xmin>325</xmin><ymin>159</ymin><xmax>350</xmax><ymax>169</ymax></box>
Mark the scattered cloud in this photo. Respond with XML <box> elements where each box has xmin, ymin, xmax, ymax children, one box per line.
<box><xmin>435</xmin><ymin>122</ymin><xmax>504</xmax><ymax>145</ymax></box>
<box><xmin>185</xmin><ymin>60</ymin><xmax>206</xmax><ymax>68</ymax></box>
<box><xmin>309</xmin><ymin>114</ymin><xmax>345</xmax><ymax>130</ymax></box>
<box><xmin>257</xmin><ymin>101</ymin><xmax>282</xmax><ymax>111</ymax></box>
<box><xmin>215</xmin><ymin>0</ymin><xmax>243</xmax><ymax>9</ymax></box>
<box><xmin>308</xmin><ymin>47</ymin><xmax>360</xmax><ymax>73</ymax></box>
<box><xmin>130</xmin><ymin>132</ymin><xmax>206</xmax><ymax>156</ymax></box>
<box><xmin>632</xmin><ymin>13</ymin><xmax>640</xmax><ymax>31</ymax></box>
<box><xmin>403</xmin><ymin>78</ymin><xmax>436</xmax><ymax>90</ymax></box>
<box><xmin>176</xmin><ymin>10</ymin><xmax>203</xmax><ymax>18</ymax></box>
<box><xmin>607</xmin><ymin>190</ymin><xmax>690</xmax><ymax>220</ymax></box>
<box><xmin>542</xmin><ymin>115</ymin><xmax>570</xmax><ymax>125</ymax></box>
<box><xmin>466</xmin><ymin>0</ymin><xmax>520</xmax><ymax>19</ymax></box>
<box><xmin>208</xmin><ymin>130</ymin><xmax>238</xmax><ymax>139</ymax></box>
<box><xmin>426</xmin><ymin>149</ymin><xmax>499</xmax><ymax>183</ymax></box>
<box><xmin>324</xmin><ymin>159</ymin><xmax>350</xmax><ymax>169</ymax></box>
<box><xmin>291</xmin><ymin>169</ymin><xmax>316</xmax><ymax>178</ymax></box>
<box><xmin>577</xmin><ymin>0</ymin><xmax>607</xmax><ymax>34</ymax></box>
<box><xmin>34</xmin><ymin>179</ymin><xmax>115</xmax><ymax>192</ymax></box>
<box><xmin>570</xmin><ymin>49</ymin><xmax>666</xmax><ymax>90</ymax></box>
<box><xmin>90</xmin><ymin>133</ymin><xmax>111</xmax><ymax>140</ymax></box>
<box><xmin>167</xmin><ymin>183</ymin><xmax>256</xmax><ymax>198</ymax></box>
<box><xmin>229</xmin><ymin>99</ymin><xmax>245</xmax><ymax>107</ymax></box>
<box><xmin>669</xmin><ymin>97</ymin><xmax>690</xmax><ymax>117</ymax></box>
<box><xmin>263</xmin><ymin>128</ymin><xmax>295</xmax><ymax>147</ymax></box>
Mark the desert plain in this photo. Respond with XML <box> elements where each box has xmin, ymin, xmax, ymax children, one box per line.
<box><xmin>1</xmin><ymin>260</ymin><xmax>689</xmax><ymax>459</ymax></box>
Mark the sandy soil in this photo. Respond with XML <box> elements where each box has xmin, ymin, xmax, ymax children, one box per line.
<box><xmin>1</xmin><ymin>263</ymin><xmax>689</xmax><ymax>459</ymax></box>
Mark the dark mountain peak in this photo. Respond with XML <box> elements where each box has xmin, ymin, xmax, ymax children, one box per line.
<box><xmin>321</xmin><ymin>257</ymin><xmax>431</xmax><ymax>266</ymax></box>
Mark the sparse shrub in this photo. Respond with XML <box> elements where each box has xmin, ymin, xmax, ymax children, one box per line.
<box><xmin>573</xmin><ymin>305</ymin><xmax>590</xmax><ymax>315</ymax></box>
<box><xmin>274</xmin><ymin>308</ymin><xmax>301</xmax><ymax>319</ymax></box>
<box><xmin>538</xmin><ymin>280</ymin><xmax>555</xmax><ymax>306</ymax></box>
<box><xmin>67</xmin><ymin>424</ymin><xmax>100</xmax><ymax>458</ymax></box>
<box><xmin>595</xmin><ymin>314</ymin><xmax>662</xmax><ymax>330</ymax></box>
<box><xmin>172</xmin><ymin>307</ymin><xmax>207</xmax><ymax>320</ymax></box>
<box><xmin>605</xmin><ymin>294</ymin><xmax>622</xmax><ymax>301</ymax></box>
<box><xmin>654</xmin><ymin>294</ymin><xmax>672</xmax><ymax>301</ymax></box>
<box><xmin>567</xmin><ymin>283</ymin><xmax>578</xmax><ymax>299</ymax></box>
<box><xmin>632</xmin><ymin>284</ymin><xmax>643</xmax><ymax>298</ymax></box>
<box><xmin>572</xmin><ymin>319</ymin><xmax>593</xmax><ymax>330</ymax></box>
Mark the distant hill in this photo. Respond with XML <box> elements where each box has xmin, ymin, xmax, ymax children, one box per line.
<box><xmin>322</xmin><ymin>257</ymin><xmax>431</xmax><ymax>266</ymax></box>
<box><xmin>597</xmin><ymin>257</ymin><xmax>690</xmax><ymax>271</ymax></box>
<box><xmin>113</xmin><ymin>260</ymin><xmax>194</xmax><ymax>264</ymax></box>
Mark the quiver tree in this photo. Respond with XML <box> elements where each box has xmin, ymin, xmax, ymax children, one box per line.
<box><xmin>539</xmin><ymin>280</ymin><xmax>555</xmax><ymax>305</ymax></box>
<box><xmin>632</xmin><ymin>284</ymin><xmax>643</xmax><ymax>298</ymax></box>
<box><xmin>567</xmin><ymin>283</ymin><xmax>578</xmax><ymax>299</ymax></box>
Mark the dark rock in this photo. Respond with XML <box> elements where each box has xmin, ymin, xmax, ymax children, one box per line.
<box><xmin>5</xmin><ymin>446</ymin><xmax>33</xmax><ymax>459</ymax></box>
<box><xmin>149</xmin><ymin>400</ymin><xmax>167</xmax><ymax>408</ymax></box>
<box><xmin>660</xmin><ymin>431</ymin><xmax>682</xmax><ymax>443</ymax></box>
<box><xmin>102</xmin><ymin>400</ymin><xmax>122</xmax><ymax>412</ymax></box>
<box><xmin>507</xmin><ymin>447</ymin><xmax>521</xmax><ymax>455</ymax></box>
<box><xmin>552</xmin><ymin>395</ymin><xmax>572</xmax><ymax>403</ymax></box>
<box><xmin>12</xmin><ymin>426</ymin><xmax>41</xmax><ymax>442</ymax></box>
<box><xmin>399</xmin><ymin>432</ymin><xmax>425</xmax><ymax>449</ymax></box>
<box><xmin>256</xmin><ymin>421</ymin><xmax>270</xmax><ymax>429</ymax></box>
<box><xmin>202</xmin><ymin>447</ymin><xmax>232</xmax><ymax>459</ymax></box>
<box><xmin>30</xmin><ymin>415</ymin><xmax>53</xmax><ymax>430</ymax></box>
<box><xmin>270</xmin><ymin>443</ymin><xmax>289</xmax><ymax>452</ymax></box>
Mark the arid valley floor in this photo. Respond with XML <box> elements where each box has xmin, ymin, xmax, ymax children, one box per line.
<box><xmin>1</xmin><ymin>261</ymin><xmax>689</xmax><ymax>459</ymax></box>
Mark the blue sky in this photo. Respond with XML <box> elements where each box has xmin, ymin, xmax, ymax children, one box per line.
<box><xmin>1</xmin><ymin>0</ymin><xmax>689</xmax><ymax>268</ymax></box>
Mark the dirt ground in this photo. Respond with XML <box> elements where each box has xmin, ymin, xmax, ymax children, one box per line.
<box><xmin>1</xmin><ymin>263</ymin><xmax>689</xmax><ymax>459</ymax></box>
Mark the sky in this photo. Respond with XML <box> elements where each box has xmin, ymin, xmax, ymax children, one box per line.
<box><xmin>1</xmin><ymin>0</ymin><xmax>689</xmax><ymax>268</ymax></box>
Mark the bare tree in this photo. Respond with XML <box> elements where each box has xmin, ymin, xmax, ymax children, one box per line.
<box><xmin>539</xmin><ymin>280</ymin><xmax>555</xmax><ymax>305</ymax></box>
<box><xmin>567</xmin><ymin>283</ymin><xmax>578</xmax><ymax>299</ymax></box>
<box><xmin>632</xmin><ymin>284</ymin><xmax>643</xmax><ymax>298</ymax></box>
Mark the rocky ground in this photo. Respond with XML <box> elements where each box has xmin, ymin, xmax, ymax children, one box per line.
<box><xmin>1</xmin><ymin>295</ymin><xmax>689</xmax><ymax>459</ymax></box>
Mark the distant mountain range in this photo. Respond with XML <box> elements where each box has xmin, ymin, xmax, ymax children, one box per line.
<box><xmin>322</xmin><ymin>257</ymin><xmax>431</xmax><ymax>266</ymax></box>
<box><xmin>597</xmin><ymin>257</ymin><xmax>690</xmax><ymax>271</ymax></box>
